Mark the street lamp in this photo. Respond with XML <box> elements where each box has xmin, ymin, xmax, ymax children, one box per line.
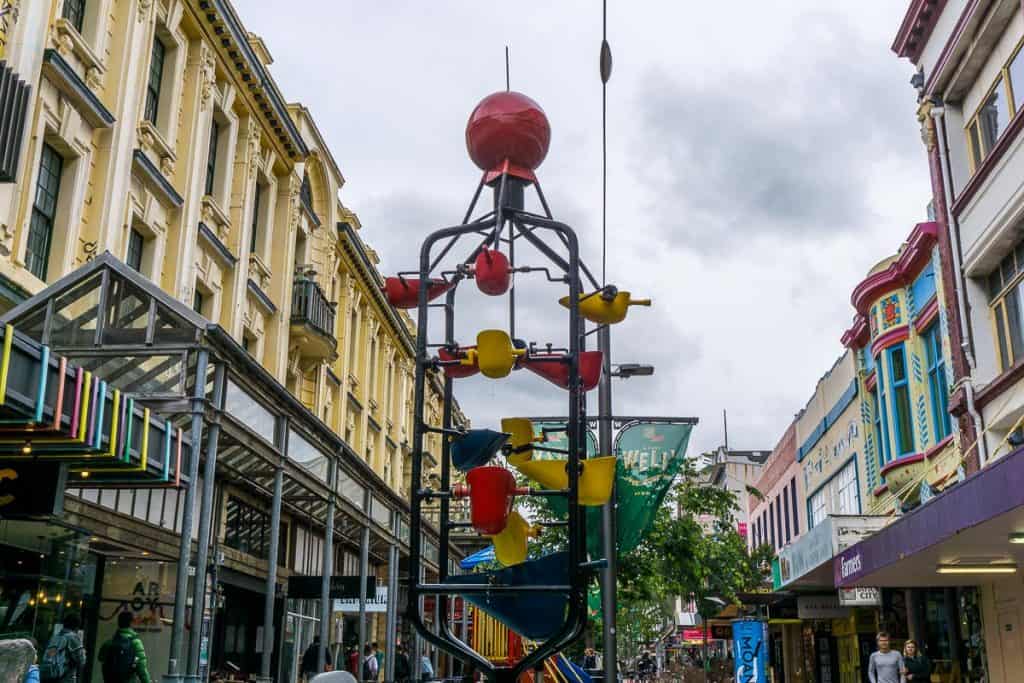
<box><xmin>611</xmin><ymin>363</ymin><xmax>654</xmax><ymax>378</ymax></box>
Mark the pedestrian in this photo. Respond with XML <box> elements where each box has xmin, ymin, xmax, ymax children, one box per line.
<box><xmin>300</xmin><ymin>636</ymin><xmax>321</xmax><ymax>682</ymax></box>
<box><xmin>40</xmin><ymin>614</ymin><xmax>86</xmax><ymax>683</ymax></box>
<box><xmin>361</xmin><ymin>644</ymin><xmax>378</xmax><ymax>682</ymax></box>
<box><xmin>868</xmin><ymin>632</ymin><xmax>903</xmax><ymax>683</ymax></box>
<box><xmin>347</xmin><ymin>646</ymin><xmax>360</xmax><ymax>677</ymax></box>
<box><xmin>372</xmin><ymin>642</ymin><xmax>383</xmax><ymax>680</ymax></box>
<box><xmin>582</xmin><ymin>648</ymin><xmax>598</xmax><ymax>671</ymax></box>
<box><xmin>394</xmin><ymin>644</ymin><xmax>411</xmax><ymax>683</ymax></box>
<box><xmin>420</xmin><ymin>649</ymin><xmax>434</xmax><ymax>683</ymax></box>
<box><xmin>98</xmin><ymin>611</ymin><xmax>151</xmax><ymax>683</ymax></box>
<box><xmin>901</xmin><ymin>639</ymin><xmax>932</xmax><ymax>681</ymax></box>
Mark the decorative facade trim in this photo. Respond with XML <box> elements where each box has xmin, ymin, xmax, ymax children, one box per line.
<box><xmin>850</xmin><ymin>222</ymin><xmax>939</xmax><ymax>315</ymax></box>
<box><xmin>246</xmin><ymin>278</ymin><xmax>276</xmax><ymax>314</ymax></box>
<box><xmin>891</xmin><ymin>0</ymin><xmax>948</xmax><ymax>61</ymax></box>
<box><xmin>841</xmin><ymin>315</ymin><xmax>870</xmax><ymax>349</ymax></box>
<box><xmin>912</xmin><ymin>295</ymin><xmax>939</xmax><ymax>332</ymax></box>
<box><xmin>198</xmin><ymin>222</ymin><xmax>238</xmax><ymax>266</ymax></box>
<box><xmin>40</xmin><ymin>49</ymin><xmax>115</xmax><ymax>128</ymax></box>
<box><xmin>131</xmin><ymin>149</ymin><xmax>184</xmax><ymax>207</ymax></box>
<box><xmin>870</xmin><ymin>325</ymin><xmax>910</xmax><ymax>358</ymax></box>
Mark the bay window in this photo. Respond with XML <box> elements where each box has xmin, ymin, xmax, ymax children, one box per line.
<box><xmin>966</xmin><ymin>38</ymin><xmax>1024</xmax><ymax>172</ymax></box>
<box><xmin>887</xmin><ymin>344</ymin><xmax>915</xmax><ymax>457</ymax></box>
<box><xmin>924</xmin><ymin>323</ymin><xmax>951</xmax><ymax>441</ymax></box>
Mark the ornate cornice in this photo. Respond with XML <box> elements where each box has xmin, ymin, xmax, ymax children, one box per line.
<box><xmin>891</xmin><ymin>0</ymin><xmax>947</xmax><ymax>62</ymax></box>
<box><xmin>850</xmin><ymin>222</ymin><xmax>938</xmax><ymax>315</ymax></box>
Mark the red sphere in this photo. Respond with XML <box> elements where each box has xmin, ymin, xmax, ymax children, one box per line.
<box><xmin>465</xmin><ymin>91</ymin><xmax>550</xmax><ymax>175</ymax></box>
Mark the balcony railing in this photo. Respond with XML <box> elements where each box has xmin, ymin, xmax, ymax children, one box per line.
<box><xmin>291</xmin><ymin>277</ymin><xmax>336</xmax><ymax>341</ymax></box>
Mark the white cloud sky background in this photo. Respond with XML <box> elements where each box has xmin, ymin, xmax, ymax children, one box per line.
<box><xmin>243</xmin><ymin>1</ymin><xmax>928</xmax><ymax>456</ymax></box>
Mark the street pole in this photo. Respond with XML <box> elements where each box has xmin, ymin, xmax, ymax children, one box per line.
<box><xmin>597</xmin><ymin>324</ymin><xmax>617</xmax><ymax>683</ymax></box>
<box><xmin>702</xmin><ymin>616</ymin><xmax>708</xmax><ymax>683</ymax></box>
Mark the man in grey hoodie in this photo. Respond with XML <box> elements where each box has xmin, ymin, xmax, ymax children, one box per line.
<box><xmin>868</xmin><ymin>632</ymin><xmax>904</xmax><ymax>683</ymax></box>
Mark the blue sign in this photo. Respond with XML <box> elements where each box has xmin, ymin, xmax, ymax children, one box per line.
<box><xmin>732</xmin><ymin>620</ymin><xmax>768</xmax><ymax>683</ymax></box>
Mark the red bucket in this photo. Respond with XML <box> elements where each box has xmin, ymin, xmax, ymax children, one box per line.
<box><xmin>439</xmin><ymin>346</ymin><xmax>479</xmax><ymax>378</ymax></box>
<box><xmin>466</xmin><ymin>466</ymin><xmax>517</xmax><ymax>535</ymax></box>
<box><xmin>383</xmin><ymin>277</ymin><xmax>453</xmax><ymax>309</ymax></box>
<box><xmin>522</xmin><ymin>351</ymin><xmax>602</xmax><ymax>391</ymax></box>
<box><xmin>475</xmin><ymin>249</ymin><xmax>511</xmax><ymax>296</ymax></box>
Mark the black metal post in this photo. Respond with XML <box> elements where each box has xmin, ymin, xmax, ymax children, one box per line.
<box><xmin>319</xmin><ymin>459</ymin><xmax>336</xmax><ymax>671</ymax></box>
<box><xmin>165</xmin><ymin>348</ymin><xmax>208</xmax><ymax>683</ymax></box>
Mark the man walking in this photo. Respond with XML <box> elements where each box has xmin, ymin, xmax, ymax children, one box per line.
<box><xmin>300</xmin><ymin>636</ymin><xmax>321</xmax><ymax>682</ymax></box>
<box><xmin>39</xmin><ymin>613</ymin><xmax>86</xmax><ymax>683</ymax></box>
<box><xmin>868</xmin><ymin>632</ymin><xmax>904</xmax><ymax>683</ymax></box>
<box><xmin>98</xmin><ymin>612</ymin><xmax>150</xmax><ymax>683</ymax></box>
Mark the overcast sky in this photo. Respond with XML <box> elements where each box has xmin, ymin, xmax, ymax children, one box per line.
<box><xmin>244</xmin><ymin>2</ymin><xmax>927</xmax><ymax>457</ymax></box>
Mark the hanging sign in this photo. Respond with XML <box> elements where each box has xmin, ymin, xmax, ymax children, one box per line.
<box><xmin>288</xmin><ymin>575</ymin><xmax>375</xmax><ymax>600</ymax></box>
<box><xmin>732</xmin><ymin>620</ymin><xmax>768</xmax><ymax>683</ymax></box>
<box><xmin>334</xmin><ymin>586</ymin><xmax>388</xmax><ymax>613</ymax></box>
<box><xmin>797</xmin><ymin>595</ymin><xmax>850</xmax><ymax>620</ymax></box>
<box><xmin>838</xmin><ymin>587</ymin><xmax>881</xmax><ymax>607</ymax></box>
<box><xmin>0</xmin><ymin>462</ymin><xmax>65</xmax><ymax>516</ymax></box>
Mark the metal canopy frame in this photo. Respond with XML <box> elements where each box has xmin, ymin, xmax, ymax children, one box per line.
<box><xmin>0</xmin><ymin>252</ymin><xmax>454</xmax><ymax>680</ymax></box>
<box><xmin>405</xmin><ymin>171</ymin><xmax>601</xmax><ymax>682</ymax></box>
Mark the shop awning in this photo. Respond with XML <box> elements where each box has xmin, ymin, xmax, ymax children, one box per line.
<box><xmin>774</xmin><ymin>515</ymin><xmax>887</xmax><ymax>591</ymax></box>
<box><xmin>835</xmin><ymin>447</ymin><xmax>1024</xmax><ymax>587</ymax></box>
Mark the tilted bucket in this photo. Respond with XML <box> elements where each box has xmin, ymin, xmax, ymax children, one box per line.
<box><xmin>470</xmin><ymin>330</ymin><xmax>525</xmax><ymax>379</ymax></box>
<box><xmin>475</xmin><ymin>248</ymin><xmax>511</xmax><ymax>296</ymax></box>
<box><xmin>501</xmin><ymin>417</ymin><xmax>538</xmax><ymax>466</ymax></box>
<box><xmin>383</xmin><ymin>277</ymin><xmax>454</xmax><ymax>309</ymax></box>
<box><xmin>521</xmin><ymin>351</ymin><xmax>602</xmax><ymax>392</ymax></box>
<box><xmin>515</xmin><ymin>456</ymin><xmax>616</xmax><ymax>506</ymax></box>
<box><xmin>465</xmin><ymin>466</ymin><xmax>518</xmax><ymax>535</ymax></box>
<box><xmin>439</xmin><ymin>346</ymin><xmax>479</xmax><ymax>378</ymax></box>
<box><xmin>490</xmin><ymin>509</ymin><xmax>536</xmax><ymax>567</ymax></box>
<box><xmin>451</xmin><ymin>429</ymin><xmax>509</xmax><ymax>472</ymax></box>
<box><xmin>558</xmin><ymin>288</ymin><xmax>651</xmax><ymax>325</ymax></box>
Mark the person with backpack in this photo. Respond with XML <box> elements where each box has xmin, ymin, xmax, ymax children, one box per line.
<box><xmin>40</xmin><ymin>614</ymin><xmax>86</xmax><ymax>683</ymax></box>
<box><xmin>361</xmin><ymin>644</ymin><xmax>378</xmax><ymax>682</ymax></box>
<box><xmin>394</xmin><ymin>643</ymin><xmax>411</xmax><ymax>683</ymax></box>
<box><xmin>98</xmin><ymin>611</ymin><xmax>150</xmax><ymax>683</ymax></box>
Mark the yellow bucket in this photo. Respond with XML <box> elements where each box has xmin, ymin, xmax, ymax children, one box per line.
<box><xmin>558</xmin><ymin>290</ymin><xmax>651</xmax><ymax>326</ymax></box>
<box><xmin>515</xmin><ymin>456</ymin><xmax>616</xmax><ymax>506</ymax></box>
<box><xmin>465</xmin><ymin>330</ymin><xmax>525</xmax><ymax>379</ymax></box>
<box><xmin>490</xmin><ymin>510</ymin><xmax>538</xmax><ymax>566</ymax></box>
<box><xmin>501</xmin><ymin>417</ymin><xmax>539</xmax><ymax>465</ymax></box>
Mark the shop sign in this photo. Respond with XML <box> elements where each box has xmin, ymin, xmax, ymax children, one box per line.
<box><xmin>838</xmin><ymin>587</ymin><xmax>881</xmax><ymax>606</ymax></box>
<box><xmin>797</xmin><ymin>595</ymin><xmax>851</xmax><ymax>620</ymax></box>
<box><xmin>288</xmin><ymin>575</ymin><xmax>375</xmax><ymax>600</ymax></box>
<box><xmin>334</xmin><ymin>585</ymin><xmax>387</xmax><ymax>613</ymax></box>
<box><xmin>776</xmin><ymin>517</ymin><xmax>833</xmax><ymax>588</ymax></box>
<box><xmin>0</xmin><ymin>462</ymin><xmax>65</xmax><ymax>516</ymax></box>
<box><xmin>732</xmin><ymin>620</ymin><xmax>768</xmax><ymax>683</ymax></box>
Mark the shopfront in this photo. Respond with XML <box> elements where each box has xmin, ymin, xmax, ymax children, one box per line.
<box><xmin>835</xmin><ymin>446</ymin><xmax>1024</xmax><ymax>683</ymax></box>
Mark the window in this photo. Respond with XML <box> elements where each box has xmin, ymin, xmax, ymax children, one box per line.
<box><xmin>250</xmin><ymin>181</ymin><xmax>263</xmax><ymax>253</ymax></box>
<box><xmin>193</xmin><ymin>287</ymin><xmax>204</xmax><ymax>315</ymax></box>
<box><xmin>783</xmin><ymin>483</ymin><xmax>791</xmax><ymax>544</ymax></box>
<box><xmin>205</xmin><ymin>119</ymin><xmax>220</xmax><ymax>197</ymax></box>
<box><xmin>808</xmin><ymin>459</ymin><xmax>860</xmax><ymax>528</ymax></box>
<box><xmin>887</xmin><ymin>345</ymin><xmax>915</xmax><ymax>457</ymax></box>
<box><xmin>27</xmin><ymin>144</ymin><xmax>64</xmax><ymax>281</ymax></box>
<box><xmin>789</xmin><ymin>476</ymin><xmax>799</xmax><ymax>536</ymax></box>
<box><xmin>923</xmin><ymin>323</ymin><xmax>952</xmax><ymax>442</ymax></box>
<box><xmin>144</xmin><ymin>37</ymin><xmax>166</xmax><ymax>125</ymax></box>
<box><xmin>872</xmin><ymin>385</ymin><xmax>891</xmax><ymax>471</ymax></box>
<box><xmin>769</xmin><ymin>502</ymin><xmax>776</xmax><ymax>549</ymax></box>
<box><xmin>775</xmin><ymin>496</ymin><xmax>783</xmax><ymax>549</ymax></box>
<box><xmin>966</xmin><ymin>38</ymin><xmax>1024</xmax><ymax>171</ymax></box>
<box><xmin>224</xmin><ymin>496</ymin><xmax>272</xmax><ymax>558</ymax></box>
<box><xmin>988</xmin><ymin>242</ymin><xmax>1024</xmax><ymax>370</ymax></box>
<box><xmin>62</xmin><ymin>0</ymin><xmax>86</xmax><ymax>32</ymax></box>
<box><xmin>126</xmin><ymin>228</ymin><xmax>144</xmax><ymax>272</ymax></box>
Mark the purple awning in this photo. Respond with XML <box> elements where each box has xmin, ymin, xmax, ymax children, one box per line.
<box><xmin>834</xmin><ymin>446</ymin><xmax>1024</xmax><ymax>586</ymax></box>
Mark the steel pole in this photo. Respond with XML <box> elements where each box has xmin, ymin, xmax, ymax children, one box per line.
<box><xmin>597</xmin><ymin>325</ymin><xmax>617</xmax><ymax>683</ymax></box>
<box><xmin>384</xmin><ymin>542</ymin><xmax>399</xmax><ymax>682</ymax></box>
<box><xmin>187</xmin><ymin>362</ymin><xmax>225</xmax><ymax>675</ymax></box>
<box><xmin>260</xmin><ymin>465</ymin><xmax>285</xmax><ymax>680</ymax></box>
<box><xmin>165</xmin><ymin>349</ymin><xmax>208</xmax><ymax>682</ymax></box>
<box><xmin>358</xmin><ymin>514</ymin><xmax>371</xmax><ymax>678</ymax></box>
<box><xmin>320</xmin><ymin>472</ymin><xmax>336</xmax><ymax>672</ymax></box>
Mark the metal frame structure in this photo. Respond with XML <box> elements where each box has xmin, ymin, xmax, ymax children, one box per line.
<box><xmin>404</xmin><ymin>170</ymin><xmax>602</xmax><ymax>682</ymax></box>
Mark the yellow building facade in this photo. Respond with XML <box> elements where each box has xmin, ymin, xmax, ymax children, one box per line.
<box><xmin>0</xmin><ymin>1</ymin><xmax>459</xmax><ymax>680</ymax></box>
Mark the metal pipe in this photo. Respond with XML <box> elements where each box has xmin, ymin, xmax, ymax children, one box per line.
<box><xmin>597</xmin><ymin>325</ymin><xmax>618</xmax><ymax>683</ymax></box>
<box><xmin>167</xmin><ymin>348</ymin><xmax>208</xmax><ymax>679</ymax></box>
<box><xmin>932</xmin><ymin>106</ymin><xmax>988</xmax><ymax>466</ymax></box>
<box><xmin>187</xmin><ymin>362</ymin><xmax>226</xmax><ymax>674</ymax></box>
<box><xmin>319</xmin><ymin>461</ymin><xmax>336</xmax><ymax>672</ymax></box>
<box><xmin>384</xmin><ymin>542</ymin><xmax>399</xmax><ymax>682</ymax></box>
<box><xmin>261</xmin><ymin>464</ymin><xmax>285</xmax><ymax>679</ymax></box>
<box><xmin>358</xmin><ymin>506</ymin><xmax>371</xmax><ymax>678</ymax></box>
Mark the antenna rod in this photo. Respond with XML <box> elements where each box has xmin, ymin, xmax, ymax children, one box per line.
<box><xmin>505</xmin><ymin>45</ymin><xmax>510</xmax><ymax>91</ymax></box>
<box><xmin>723</xmin><ymin>409</ymin><xmax>729</xmax><ymax>451</ymax></box>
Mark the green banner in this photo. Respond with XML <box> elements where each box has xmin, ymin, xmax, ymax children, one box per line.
<box><xmin>614</xmin><ymin>421</ymin><xmax>694</xmax><ymax>553</ymax></box>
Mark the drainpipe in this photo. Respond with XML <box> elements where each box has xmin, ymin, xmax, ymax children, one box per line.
<box><xmin>931</xmin><ymin>105</ymin><xmax>989</xmax><ymax>466</ymax></box>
